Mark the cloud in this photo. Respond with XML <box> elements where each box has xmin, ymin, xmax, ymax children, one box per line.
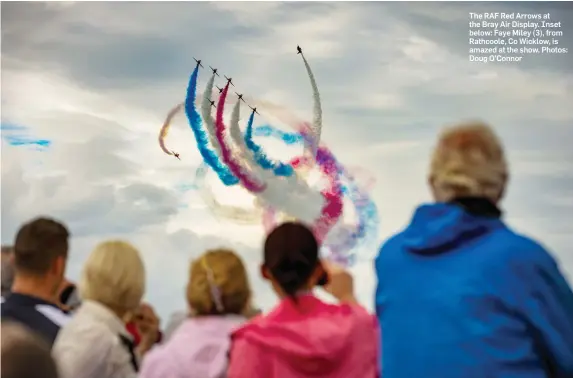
<box><xmin>1</xmin><ymin>2</ymin><xmax>572</xmax><ymax>321</ymax></box>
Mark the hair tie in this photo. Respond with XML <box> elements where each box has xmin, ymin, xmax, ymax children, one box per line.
<box><xmin>201</xmin><ymin>256</ymin><xmax>224</xmax><ymax>313</ymax></box>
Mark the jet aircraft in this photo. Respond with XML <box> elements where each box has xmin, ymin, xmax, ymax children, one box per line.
<box><xmin>193</xmin><ymin>58</ymin><xmax>203</xmax><ymax>68</ymax></box>
<box><xmin>224</xmin><ymin>76</ymin><xmax>235</xmax><ymax>87</ymax></box>
<box><xmin>209</xmin><ymin>66</ymin><xmax>220</xmax><ymax>76</ymax></box>
<box><xmin>249</xmin><ymin>105</ymin><xmax>260</xmax><ymax>115</ymax></box>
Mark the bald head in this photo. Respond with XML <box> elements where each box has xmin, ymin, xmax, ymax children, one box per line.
<box><xmin>1</xmin><ymin>322</ymin><xmax>59</xmax><ymax>378</ymax></box>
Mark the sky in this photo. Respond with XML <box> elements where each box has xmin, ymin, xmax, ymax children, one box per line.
<box><xmin>1</xmin><ymin>1</ymin><xmax>572</xmax><ymax>323</ymax></box>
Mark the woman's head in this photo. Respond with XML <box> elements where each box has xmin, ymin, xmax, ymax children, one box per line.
<box><xmin>187</xmin><ymin>249</ymin><xmax>251</xmax><ymax>316</ymax></box>
<box><xmin>79</xmin><ymin>240</ymin><xmax>145</xmax><ymax>317</ymax></box>
<box><xmin>429</xmin><ymin>121</ymin><xmax>508</xmax><ymax>203</ymax></box>
<box><xmin>262</xmin><ymin>222</ymin><xmax>326</xmax><ymax>299</ymax></box>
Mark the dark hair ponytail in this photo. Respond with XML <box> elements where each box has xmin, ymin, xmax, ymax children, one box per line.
<box><xmin>264</xmin><ymin>222</ymin><xmax>319</xmax><ymax>300</ymax></box>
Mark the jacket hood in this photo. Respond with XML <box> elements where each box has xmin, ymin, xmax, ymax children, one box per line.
<box><xmin>232</xmin><ymin>295</ymin><xmax>371</xmax><ymax>376</ymax></box>
<box><xmin>402</xmin><ymin>197</ymin><xmax>504</xmax><ymax>255</ymax></box>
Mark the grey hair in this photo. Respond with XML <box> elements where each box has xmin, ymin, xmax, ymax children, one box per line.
<box><xmin>429</xmin><ymin>121</ymin><xmax>508</xmax><ymax>203</ymax></box>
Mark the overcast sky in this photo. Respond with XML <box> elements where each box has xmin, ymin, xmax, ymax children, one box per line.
<box><xmin>1</xmin><ymin>2</ymin><xmax>572</xmax><ymax>322</ymax></box>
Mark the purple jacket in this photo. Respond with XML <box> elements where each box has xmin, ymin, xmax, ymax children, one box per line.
<box><xmin>139</xmin><ymin>315</ymin><xmax>246</xmax><ymax>378</ymax></box>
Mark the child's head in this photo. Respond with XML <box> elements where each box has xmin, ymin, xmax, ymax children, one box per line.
<box><xmin>262</xmin><ymin>222</ymin><xmax>327</xmax><ymax>299</ymax></box>
<box><xmin>187</xmin><ymin>248</ymin><xmax>251</xmax><ymax>316</ymax></box>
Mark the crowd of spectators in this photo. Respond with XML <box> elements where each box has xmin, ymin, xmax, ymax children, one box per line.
<box><xmin>1</xmin><ymin>121</ymin><xmax>573</xmax><ymax>378</ymax></box>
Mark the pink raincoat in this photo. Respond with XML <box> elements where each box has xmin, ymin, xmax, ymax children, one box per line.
<box><xmin>139</xmin><ymin>315</ymin><xmax>246</xmax><ymax>378</ymax></box>
<box><xmin>228</xmin><ymin>294</ymin><xmax>380</xmax><ymax>377</ymax></box>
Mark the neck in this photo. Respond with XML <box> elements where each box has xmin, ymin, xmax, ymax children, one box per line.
<box><xmin>11</xmin><ymin>274</ymin><xmax>59</xmax><ymax>303</ymax></box>
<box><xmin>450</xmin><ymin>196</ymin><xmax>502</xmax><ymax>218</ymax></box>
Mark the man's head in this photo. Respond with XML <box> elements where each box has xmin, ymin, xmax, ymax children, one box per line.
<box><xmin>1</xmin><ymin>322</ymin><xmax>59</xmax><ymax>378</ymax></box>
<box><xmin>13</xmin><ymin>217</ymin><xmax>70</xmax><ymax>294</ymax></box>
<box><xmin>1</xmin><ymin>245</ymin><xmax>15</xmax><ymax>297</ymax></box>
<box><xmin>429</xmin><ymin>121</ymin><xmax>508</xmax><ymax>204</ymax></box>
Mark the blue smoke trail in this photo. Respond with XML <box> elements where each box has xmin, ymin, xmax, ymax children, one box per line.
<box><xmin>244</xmin><ymin>113</ymin><xmax>293</xmax><ymax>176</ymax></box>
<box><xmin>184</xmin><ymin>64</ymin><xmax>238</xmax><ymax>186</ymax></box>
<box><xmin>1</xmin><ymin>124</ymin><xmax>51</xmax><ymax>150</ymax></box>
<box><xmin>253</xmin><ymin>124</ymin><xmax>379</xmax><ymax>263</ymax></box>
<box><xmin>0</xmin><ymin>123</ymin><xmax>27</xmax><ymax>131</ymax></box>
<box><xmin>334</xmin><ymin>170</ymin><xmax>380</xmax><ymax>257</ymax></box>
<box><xmin>252</xmin><ymin>125</ymin><xmax>305</xmax><ymax>145</ymax></box>
<box><xmin>2</xmin><ymin>135</ymin><xmax>51</xmax><ymax>148</ymax></box>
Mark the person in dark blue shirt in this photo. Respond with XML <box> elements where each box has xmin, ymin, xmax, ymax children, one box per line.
<box><xmin>375</xmin><ymin>122</ymin><xmax>573</xmax><ymax>378</ymax></box>
<box><xmin>1</xmin><ymin>217</ymin><xmax>71</xmax><ymax>346</ymax></box>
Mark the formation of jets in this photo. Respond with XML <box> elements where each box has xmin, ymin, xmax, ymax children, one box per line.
<box><xmin>176</xmin><ymin>51</ymin><xmax>308</xmax><ymax>162</ymax></box>
<box><xmin>189</xmin><ymin>49</ymin><xmax>309</xmax><ymax>118</ymax></box>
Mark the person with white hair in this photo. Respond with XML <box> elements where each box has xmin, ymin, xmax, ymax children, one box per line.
<box><xmin>52</xmin><ymin>240</ymin><xmax>159</xmax><ymax>378</ymax></box>
<box><xmin>374</xmin><ymin>121</ymin><xmax>573</xmax><ymax>378</ymax></box>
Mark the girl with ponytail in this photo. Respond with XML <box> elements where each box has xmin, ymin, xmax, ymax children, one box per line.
<box><xmin>228</xmin><ymin>222</ymin><xmax>380</xmax><ymax>378</ymax></box>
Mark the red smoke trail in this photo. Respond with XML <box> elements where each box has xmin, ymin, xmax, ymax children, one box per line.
<box><xmin>263</xmin><ymin>122</ymin><xmax>343</xmax><ymax>243</ymax></box>
<box><xmin>215</xmin><ymin>83</ymin><xmax>266</xmax><ymax>193</ymax></box>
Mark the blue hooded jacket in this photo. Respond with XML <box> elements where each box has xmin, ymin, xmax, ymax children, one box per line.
<box><xmin>375</xmin><ymin>199</ymin><xmax>573</xmax><ymax>378</ymax></box>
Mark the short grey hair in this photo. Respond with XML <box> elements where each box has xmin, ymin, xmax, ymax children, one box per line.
<box><xmin>429</xmin><ymin>121</ymin><xmax>508</xmax><ymax>202</ymax></box>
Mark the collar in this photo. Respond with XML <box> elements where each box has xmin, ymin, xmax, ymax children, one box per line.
<box><xmin>4</xmin><ymin>292</ymin><xmax>59</xmax><ymax>308</ymax></box>
<box><xmin>450</xmin><ymin>196</ymin><xmax>502</xmax><ymax>218</ymax></box>
<box><xmin>78</xmin><ymin>300</ymin><xmax>132</xmax><ymax>339</ymax></box>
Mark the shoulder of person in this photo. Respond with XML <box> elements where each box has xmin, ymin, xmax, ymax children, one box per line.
<box><xmin>491</xmin><ymin>227</ymin><xmax>557</xmax><ymax>270</ymax></box>
<box><xmin>56</xmin><ymin>315</ymin><xmax>123</xmax><ymax>352</ymax></box>
<box><xmin>54</xmin><ymin>324</ymin><xmax>114</xmax><ymax>378</ymax></box>
<box><xmin>35</xmin><ymin>304</ymin><xmax>71</xmax><ymax>327</ymax></box>
<box><xmin>375</xmin><ymin>232</ymin><xmax>408</xmax><ymax>261</ymax></box>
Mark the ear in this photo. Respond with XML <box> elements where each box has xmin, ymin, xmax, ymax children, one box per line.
<box><xmin>260</xmin><ymin>264</ymin><xmax>270</xmax><ymax>281</ymax></box>
<box><xmin>428</xmin><ymin>175</ymin><xmax>439</xmax><ymax>201</ymax></box>
<box><xmin>314</xmin><ymin>261</ymin><xmax>329</xmax><ymax>286</ymax></box>
<box><xmin>51</xmin><ymin>255</ymin><xmax>66</xmax><ymax>276</ymax></box>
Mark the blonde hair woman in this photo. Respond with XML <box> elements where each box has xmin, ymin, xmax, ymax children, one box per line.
<box><xmin>140</xmin><ymin>248</ymin><xmax>252</xmax><ymax>378</ymax></box>
<box><xmin>53</xmin><ymin>241</ymin><xmax>158</xmax><ymax>378</ymax></box>
<box><xmin>374</xmin><ymin>121</ymin><xmax>573</xmax><ymax>378</ymax></box>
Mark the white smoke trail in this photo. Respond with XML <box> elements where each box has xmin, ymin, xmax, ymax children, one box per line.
<box><xmin>200</xmin><ymin>74</ymin><xmax>224</xmax><ymax>158</ymax></box>
<box><xmin>226</xmin><ymin>102</ymin><xmax>324</xmax><ymax>223</ymax></box>
<box><xmin>228</xmin><ymin>103</ymin><xmax>265</xmax><ymax>177</ymax></box>
<box><xmin>301</xmin><ymin>53</ymin><xmax>322</xmax><ymax>160</ymax></box>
